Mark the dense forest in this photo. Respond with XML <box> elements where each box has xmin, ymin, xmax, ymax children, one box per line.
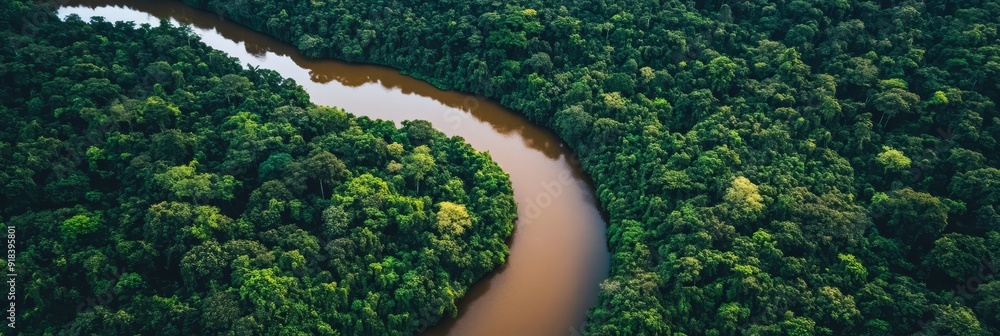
<box><xmin>0</xmin><ymin>1</ymin><xmax>517</xmax><ymax>334</ymax></box>
<box><xmin>182</xmin><ymin>0</ymin><xmax>1000</xmax><ymax>334</ymax></box>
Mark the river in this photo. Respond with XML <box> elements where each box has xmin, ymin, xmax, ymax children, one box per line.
<box><xmin>58</xmin><ymin>1</ymin><xmax>610</xmax><ymax>335</ymax></box>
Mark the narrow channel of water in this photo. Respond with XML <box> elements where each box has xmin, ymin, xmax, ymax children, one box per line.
<box><xmin>59</xmin><ymin>2</ymin><xmax>610</xmax><ymax>335</ymax></box>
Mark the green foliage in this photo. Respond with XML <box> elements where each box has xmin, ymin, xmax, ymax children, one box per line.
<box><xmin>180</xmin><ymin>0</ymin><xmax>1000</xmax><ymax>333</ymax></box>
<box><xmin>876</xmin><ymin>146</ymin><xmax>912</xmax><ymax>173</ymax></box>
<box><xmin>0</xmin><ymin>3</ymin><xmax>515</xmax><ymax>334</ymax></box>
<box><xmin>923</xmin><ymin>233</ymin><xmax>988</xmax><ymax>282</ymax></box>
<box><xmin>435</xmin><ymin>202</ymin><xmax>472</xmax><ymax>236</ymax></box>
<box><xmin>977</xmin><ymin>281</ymin><xmax>1000</xmax><ymax>325</ymax></box>
<box><xmin>9</xmin><ymin>0</ymin><xmax>1000</xmax><ymax>332</ymax></box>
<box><xmin>197</xmin><ymin>0</ymin><xmax>1000</xmax><ymax>335</ymax></box>
<box><xmin>723</xmin><ymin>176</ymin><xmax>765</xmax><ymax>223</ymax></box>
<box><xmin>875</xmin><ymin>188</ymin><xmax>951</xmax><ymax>245</ymax></box>
<box><xmin>61</xmin><ymin>214</ymin><xmax>99</xmax><ymax>239</ymax></box>
<box><xmin>923</xmin><ymin>304</ymin><xmax>985</xmax><ymax>336</ymax></box>
<box><xmin>155</xmin><ymin>160</ymin><xmax>215</xmax><ymax>204</ymax></box>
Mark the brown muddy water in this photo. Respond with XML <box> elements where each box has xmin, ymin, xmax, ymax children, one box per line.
<box><xmin>59</xmin><ymin>1</ymin><xmax>610</xmax><ymax>335</ymax></box>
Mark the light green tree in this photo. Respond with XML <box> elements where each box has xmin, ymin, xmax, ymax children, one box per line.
<box><xmin>436</xmin><ymin>202</ymin><xmax>472</xmax><ymax>236</ymax></box>
<box><xmin>724</xmin><ymin>176</ymin><xmax>765</xmax><ymax>221</ymax></box>
<box><xmin>876</xmin><ymin>146</ymin><xmax>911</xmax><ymax>173</ymax></box>
<box><xmin>155</xmin><ymin>160</ymin><xmax>213</xmax><ymax>204</ymax></box>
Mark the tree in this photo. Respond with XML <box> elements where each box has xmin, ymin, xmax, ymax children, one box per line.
<box><xmin>875</xmin><ymin>188</ymin><xmax>950</xmax><ymax>245</ymax></box>
<box><xmin>321</xmin><ymin>205</ymin><xmax>351</xmax><ymax>239</ymax></box>
<box><xmin>723</xmin><ymin>176</ymin><xmax>765</xmax><ymax>223</ymax></box>
<box><xmin>872</xmin><ymin>79</ymin><xmax>920</xmax><ymax>127</ymax></box>
<box><xmin>258</xmin><ymin>153</ymin><xmax>293</xmax><ymax>181</ymax></box>
<box><xmin>403</xmin><ymin>145</ymin><xmax>435</xmax><ymax>193</ymax></box>
<box><xmin>141</xmin><ymin>96</ymin><xmax>180</xmax><ymax>131</ymax></box>
<box><xmin>923</xmin><ymin>233</ymin><xmax>988</xmax><ymax>282</ymax></box>
<box><xmin>218</xmin><ymin>74</ymin><xmax>252</xmax><ymax>105</ymax></box>
<box><xmin>976</xmin><ymin>281</ymin><xmax>1000</xmax><ymax>325</ymax></box>
<box><xmin>715</xmin><ymin>302</ymin><xmax>750</xmax><ymax>334</ymax></box>
<box><xmin>62</xmin><ymin>213</ymin><xmax>99</xmax><ymax>240</ymax></box>
<box><xmin>189</xmin><ymin>205</ymin><xmax>233</xmax><ymax>240</ymax></box>
<box><xmin>876</xmin><ymin>146</ymin><xmax>911</xmax><ymax>173</ymax></box>
<box><xmin>200</xmin><ymin>291</ymin><xmax>243</xmax><ymax>332</ymax></box>
<box><xmin>307</xmin><ymin>151</ymin><xmax>350</xmax><ymax>198</ymax></box>
<box><xmin>836</xmin><ymin>253</ymin><xmax>868</xmax><ymax>287</ymax></box>
<box><xmin>553</xmin><ymin>105</ymin><xmax>593</xmax><ymax>144</ymax></box>
<box><xmin>402</xmin><ymin>120</ymin><xmax>436</xmax><ymax>145</ymax></box>
<box><xmin>950</xmin><ymin>168</ymin><xmax>1000</xmax><ymax>208</ymax></box>
<box><xmin>145</xmin><ymin>201</ymin><xmax>197</xmax><ymax>264</ymax></box>
<box><xmin>150</xmin><ymin>129</ymin><xmax>196</xmax><ymax>163</ymax></box>
<box><xmin>297</xmin><ymin>34</ymin><xmax>325</xmax><ymax>57</ymax></box>
<box><xmin>155</xmin><ymin>160</ymin><xmax>213</xmax><ymax>204</ymax></box>
<box><xmin>386</xmin><ymin>142</ymin><xmax>404</xmax><ymax>157</ymax></box>
<box><xmin>922</xmin><ymin>305</ymin><xmax>984</xmax><ymax>336</ymax></box>
<box><xmin>306</xmin><ymin>106</ymin><xmax>348</xmax><ymax>134</ymax></box>
<box><xmin>180</xmin><ymin>241</ymin><xmax>228</xmax><ymax>287</ymax></box>
<box><xmin>436</xmin><ymin>202</ymin><xmax>472</xmax><ymax>236</ymax></box>
<box><xmin>707</xmin><ymin>56</ymin><xmax>738</xmax><ymax>92</ymax></box>
<box><xmin>337</xmin><ymin>174</ymin><xmax>391</xmax><ymax>209</ymax></box>
<box><xmin>591</xmin><ymin>118</ymin><xmax>623</xmax><ymax>144</ymax></box>
<box><xmin>523</xmin><ymin>52</ymin><xmax>553</xmax><ymax>73</ymax></box>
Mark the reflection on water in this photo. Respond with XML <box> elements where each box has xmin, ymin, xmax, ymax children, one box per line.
<box><xmin>60</xmin><ymin>1</ymin><xmax>610</xmax><ymax>335</ymax></box>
